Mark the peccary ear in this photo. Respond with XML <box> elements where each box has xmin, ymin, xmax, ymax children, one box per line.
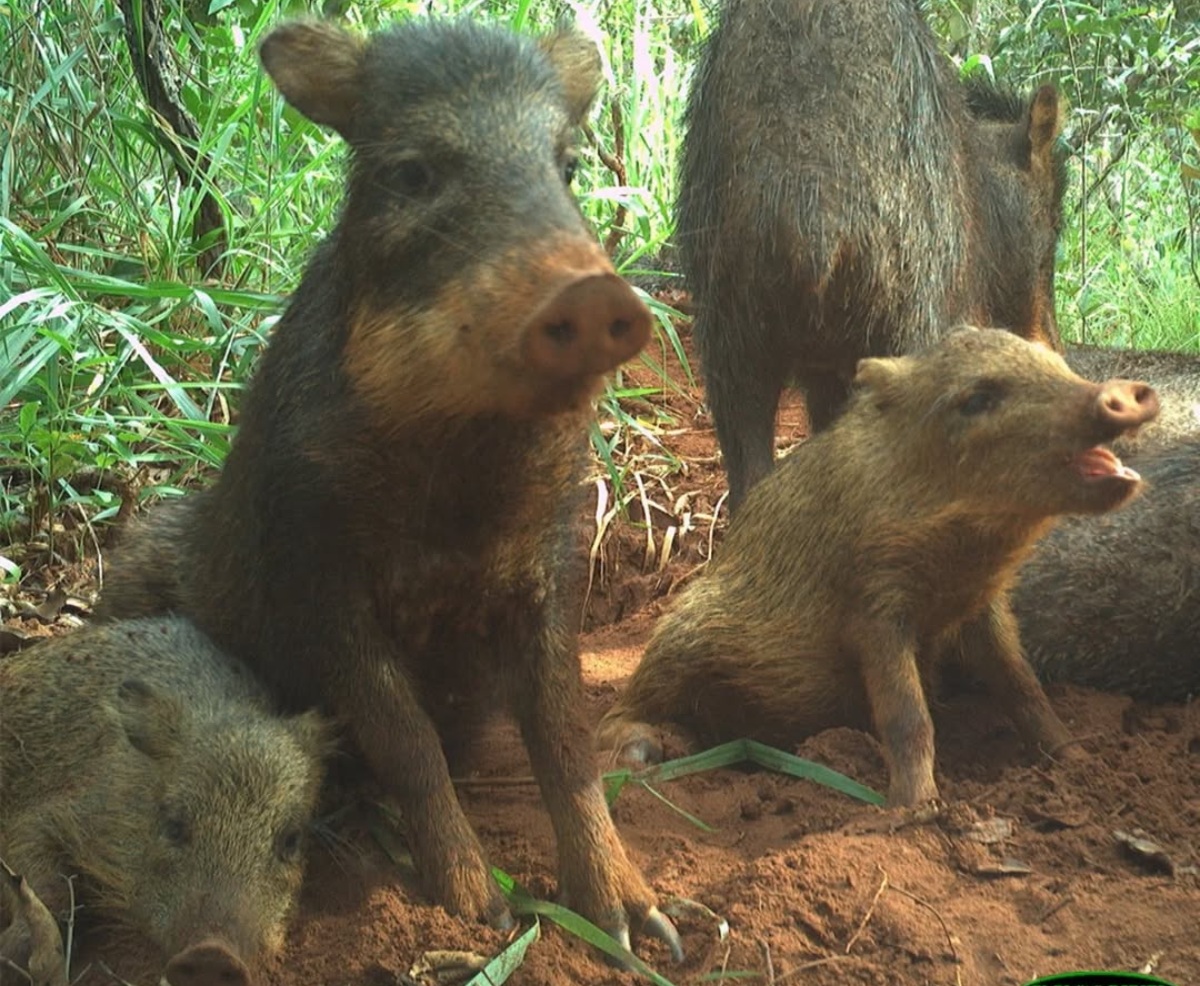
<box><xmin>1023</xmin><ymin>85</ymin><xmax>1061</xmax><ymax>170</ymax></box>
<box><xmin>854</xmin><ymin>356</ymin><xmax>905</xmax><ymax>395</ymax></box>
<box><xmin>538</xmin><ymin>28</ymin><xmax>603</xmax><ymax>124</ymax></box>
<box><xmin>288</xmin><ymin>709</ymin><xmax>336</xmax><ymax>762</ymax></box>
<box><xmin>260</xmin><ymin>20</ymin><xmax>365</xmax><ymax>139</ymax></box>
<box><xmin>116</xmin><ymin>679</ymin><xmax>183</xmax><ymax>760</ymax></box>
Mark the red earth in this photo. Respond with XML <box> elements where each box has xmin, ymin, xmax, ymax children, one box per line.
<box><xmin>2</xmin><ymin>311</ymin><xmax>1198</xmax><ymax>986</ymax></box>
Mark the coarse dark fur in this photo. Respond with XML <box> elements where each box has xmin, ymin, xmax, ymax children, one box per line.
<box><xmin>97</xmin><ymin>18</ymin><xmax>680</xmax><ymax>958</ymax></box>
<box><xmin>0</xmin><ymin>618</ymin><xmax>327</xmax><ymax>979</ymax></box>
<box><xmin>676</xmin><ymin>0</ymin><xmax>1067</xmax><ymax>510</ymax></box>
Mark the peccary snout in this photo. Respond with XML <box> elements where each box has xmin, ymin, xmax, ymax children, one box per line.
<box><xmin>1096</xmin><ymin>379</ymin><xmax>1159</xmax><ymax>431</ymax></box>
<box><xmin>164</xmin><ymin>938</ymin><xmax>251</xmax><ymax>986</ymax></box>
<box><xmin>522</xmin><ymin>272</ymin><xmax>651</xmax><ymax>379</ymax></box>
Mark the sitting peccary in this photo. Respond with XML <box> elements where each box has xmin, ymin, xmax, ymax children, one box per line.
<box><xmin>598</xmin><ymin>328</ymin><xmax>1158</xmax><ymax>806</ymax></box>
<box><xmin>0</xmin><ymin>617</ymin><xmax>328</xmax><ymax>986</ymax></box>
<box><xmin>96</xmin><ymin>17</ymin><xmax>681</xmax><ymax>960</ymax></box>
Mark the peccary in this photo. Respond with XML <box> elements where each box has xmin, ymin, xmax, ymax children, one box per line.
<box><xmin>96</xmin><ymin>18</ymin><xmax>680</xmax><ymax>959</ymax></box>
<box><xmin>1015</xmin><ymin>435</ymin><xmax>1200</xmax><ymax>703</ymax></box>
<box><xmin>597</xmin><ymin>329</ymin><xmax>1158</xmax><ymax>806</ymax></box>
<box><xmin>677</xmin><ymin>0</ymin><xmax>1067</xmax><ymax>510</ymax></box>
<box><xmin>0</xmin><ymin>617</ymin><xmax>327</xmax><ymax>986</ymax></box>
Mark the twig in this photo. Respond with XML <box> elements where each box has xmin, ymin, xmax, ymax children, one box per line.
<box><xmin>62</xmin><ymin>874</ymin><xmax>77</xmax><ymax>981</ymax></box>
<box><xmin>777</xmin><ymin>954</ymin><xmax>864</xmax><ymax>982</ymax></box>
<box><xmin>844</xmin><ymin>868</ymin><xmax>888</xmax><ymax>954</ymax></box>
<box><xmin>0</xmin><ymin>957</ymin><xmax>32</xmax><ymax>984</ymax></box>
<box><xmin>1035</xmin><ymin>893</ymin><xmax>1075</xmax><ymax>924</ymax></box>
<box><xmin>582</xmin><ymin>100</ymin><xmax>628</xmax><ymax>257</ymax></box>
<box><xmin>888</xmin><ymin>885</ymin><xmax>963</xmax><ymax>986</ymax></box>
<box><xmin>760</xmin><ymin>939</ymin><xmax>775</xmax><ymax>985</ymax></box>
<box><xmin>116</xmin><ymin>0</ymin><xmax>227</xmax><ymax>276</ymax></box>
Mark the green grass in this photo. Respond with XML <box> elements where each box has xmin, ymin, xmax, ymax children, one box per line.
<box><xmin>1</xmin><ymin>0</ymin><xmax>1197</xmax><ymax>552</ymax></box>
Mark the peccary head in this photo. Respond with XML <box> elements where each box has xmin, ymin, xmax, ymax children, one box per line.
<box><xmin>258</xmin><ymin>19</ymin><xmax>651</xmax><ymax>427</ymax></box>
<box><xmin>964</xmin><ymin>82</ymin><xmax>1067</xmax><ymax>352</ymax></box>
<box><xmin>852</xmin><ymin>327</ymin><xmax>1159</xmax><ymax>517</ymax></box>
<box><xmin>107</xmin><ymin>679</ymin><xmax>328</xmax><ymax>982</ymax></box>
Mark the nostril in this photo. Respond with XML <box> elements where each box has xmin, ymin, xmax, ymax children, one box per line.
<box><xmin>610</xmin><ymin>317</ymin><xmax>633</xmax><ymax>340</ymax></box>
<box><xmin>545</xmin><ymin>321</ymin><xmax>576</xmax><ymax>347</ymax></box>
<box><xmin>1133</xmin><ymin>383</ymin><xmax>1154</xmax><ymax>406</ymax></box>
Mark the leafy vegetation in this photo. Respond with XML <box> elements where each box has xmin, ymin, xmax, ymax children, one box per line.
<box><xmin>1</xmin><ymin>0</ymin><xmax>1197</xmax><ymax>558</ymax></box>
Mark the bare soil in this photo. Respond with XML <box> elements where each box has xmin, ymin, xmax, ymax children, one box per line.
<box><xmin>3</xmin><ymin>314</ymin><xmax>1199</xmax><ymax>986</ymax></box>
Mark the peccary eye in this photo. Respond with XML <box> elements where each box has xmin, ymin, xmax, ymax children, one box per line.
<box><xmin>161</xmin><ymin>811</ymin><xmax>191</xmax><ymax>847</ymax></box>
<box><xmin>959</xmin><ymin>380</ymin><xmax>1006</xmax><ymax>417</ymax></box>
<box><xmin>277</xmin><ymin>827</ymin><xmax>304</xmax><ymax>863</ymax></box>
<box><xmin>562</xmin><ymin>155</ymin><xmax>579</xmax><ymax>185</ymax></box>
<box><xmin>388</xmin><ymin>158</ymin><xmax>436</xmax><ymax>198</ymax></box>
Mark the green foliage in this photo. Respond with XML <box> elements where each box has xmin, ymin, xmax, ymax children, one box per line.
<box><xmin>3</xmin><ymin>0</ymin><xmax>1198</xmax><ymax>554</ymax></box>
<box><xmin>928</xmin><ymin>0</ymin><xmax>1200</xmax><ymax>347</ymax></box>
<box><xmin>0</xmin><ymin>0</ymin><xmax>700</xmax><ymax>548</ymax></box>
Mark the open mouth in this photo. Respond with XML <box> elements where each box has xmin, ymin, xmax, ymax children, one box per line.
<box><xmin>1073</xmin><ymin>446</ymin><xmax>1141</xmax><ymax>483</ymax></box>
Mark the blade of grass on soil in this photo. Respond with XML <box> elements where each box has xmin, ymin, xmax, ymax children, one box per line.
<box><xmin>493</xmin><ymin>867</ymin><xmax>678</xmax><ymax>986</ymax></box>
<box><xmin>464</xmin><ymin>918</ymin><xmax>539</xmax><ymax>986</ymax></box>
<box><xmin>604</xmin><ymin>738</ymin><xmax>885</xmax><ymax>808</ymax></box>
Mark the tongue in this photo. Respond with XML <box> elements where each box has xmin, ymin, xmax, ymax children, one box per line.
<box><xmin>1075</xmin><ymin>447</ymin><xmax>1141</xmax><ymax>482</ymax></box>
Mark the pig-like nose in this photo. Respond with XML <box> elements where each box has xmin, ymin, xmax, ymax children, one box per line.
<box><xmin>1096</xmin><ymin>380</ymin><xmax>1159</xmax><ymax>431</ymax></box>
<box><xmin>521</xmin><ymin>273</ymin><xmax>652</xmax><ymax>379</ymax></box>
<box><xmin>164</xmin><ymin>938</ymin><xmax>251</xmax><ymax>986</ymax></box>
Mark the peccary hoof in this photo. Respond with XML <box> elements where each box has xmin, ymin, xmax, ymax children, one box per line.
<box><xmin>612</xmin><ymin>722</ymin><xmax>664</xmax><ymax>768</ymax></box>
<box><xmin>164</xmin><ymin>939</ymin><xmax>251</xmax><ymax>986</ymax></box>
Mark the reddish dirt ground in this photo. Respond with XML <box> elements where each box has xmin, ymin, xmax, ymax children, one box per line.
<box><xmin>3</xmin><ymin>317</ymin><xmax>1199</xmax><ymax>986</ymax></box>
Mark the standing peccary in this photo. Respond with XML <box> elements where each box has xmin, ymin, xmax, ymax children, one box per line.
<box><xmin>1065</xmin><ymin>344</ymin><xmax>1200</xmax><ymax>453</ymax></box>
<box><xmin>1015</xmin><ymin>435</ymin><xmax>1200</xmax><ymax>702</ymax></box>
<box><xmin>597</xmin><ymin>329</ymin><xmax>1158</xmax><ymax>807</ymax></box>
<box><xmin>0</xmin><ymin>617</ymin><xmax>327</xmax><ymax>986</ymax></box>
<box><xmin>677</xmin><ymin>0</ymin><xmax>1067</xmax><ymax>511</ymax></box>
<box><xmin>96</xmin><ymin>19</ymin><xmax>682</xmax><ymax>959</ymax></box>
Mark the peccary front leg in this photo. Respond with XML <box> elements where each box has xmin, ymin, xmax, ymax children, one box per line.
<box><xmin>511</xmin><ymin>617</ymin><xmax>682</xmax><ymax>961</ymax></box>
<box><xmin>958</xmin><ymin>597</ymin><xmax>1080</xmax><ymax>760</ymax></box>
<box><xmin>853</xmin><ymin>619</ymin><xmax>939</xmax><ymax>806</ymax></box>
<box><xmin>335</xmin><ymin>644</ymin><xmax>512</xmax><ymax>929</ymax></box>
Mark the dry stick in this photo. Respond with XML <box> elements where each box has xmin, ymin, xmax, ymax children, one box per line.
<box><xmin>581</xmin><ymin>478</ymin><xmax>610</xmax><ymax>631</ymax></box>
<box><xmin>116</xmin><ymin>0</ymin><xmax>226</xmax><ymax>277</ymax></box>
<box><xmin>888</xmin><ymin>885</ymin><xmax>963</xmax><ymax>986</ymax></box>
<box><xmin>760</xmin><ymin>939</ymin><xmax>776</xmax><ymax>986</ymax></box>
<box><xmin>777</xmin><ymin>954</ymin><xmax>864</xmax><ymax>982</ymax></box>
<box><xmin>844</xmin><ymin>868</ymin><xmax>889</xmax><ymax>954</ymax></box>
<box><xmin>582</xmin><ymin>101</ymin><xmax>628</xmax><ymax>258</ymax></box>
<box><xmin>1035</xmin><ymin>893</ymin><xmax>1076</xmax><ymax>924</ymax></box>
<box><xmin>62</xmin><ymin>874</ymin><xmax>77</xmax><ymax>984</ymax></box>
<box><xmin>0</xmin><ymin>957</ymin><xmax>32</xmax><ymax>984</ymax></box>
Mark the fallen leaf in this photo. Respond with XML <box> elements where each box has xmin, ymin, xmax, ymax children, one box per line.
<box><xmin>1114</xmin><ymin>829</ymin><xmax>1176</xmax><ymax>876</ymax></box>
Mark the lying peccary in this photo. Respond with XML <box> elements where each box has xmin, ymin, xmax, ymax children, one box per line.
<box><xmin>1066</xmin><ymin>344</ymin><xmax>1200</xmax><ymax>453</ymax></box>
<box><xmin>597</xmin><ymin>329</ymin><xmax>1158</xmax><ymax>806</ymax></box>
<box><xmin>1015</xmin><ymin>435</ymin><xmax>1200</xmax><ymax>702</ymax></box>
<box><xmin>96</xmin><ymin>18</ymin><xmax>680</xmax><ymax>959</ymax></box>
<box><xmin>0</xmin><ymin>617</ymin><xmax>327</xmax><ymax>986</ymax></box>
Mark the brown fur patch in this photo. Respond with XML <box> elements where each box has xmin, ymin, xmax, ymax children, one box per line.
<box><xmin>344</xmin><ymin>236</ymin><xmax>623</xmax><ymax>428</ymax></box>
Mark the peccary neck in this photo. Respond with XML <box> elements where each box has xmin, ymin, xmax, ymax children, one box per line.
<box><xmin>212</xmin><ymin>244</ymin><xmax>586</xmax><ymax>554</ymax></box>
